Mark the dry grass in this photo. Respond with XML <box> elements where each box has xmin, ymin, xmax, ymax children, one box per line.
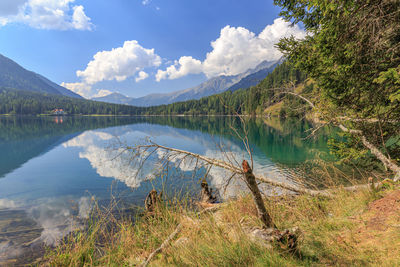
<box><xmin>43</xmin><ymin>181</ymin><xmax>400</xmax><ymax>266</ymax></box>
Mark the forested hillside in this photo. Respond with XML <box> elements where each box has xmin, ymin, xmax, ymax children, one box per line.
<box><xmin>0</xmin><ymin>61</ymin><xmax>306</xmax><ymax>116</ymax></box>
<box><xmin>0</xmin><ymin>87</ymin><xmax>145</xmax><ymax>115</ymax></box>
<box><xmin>0</xmin><ymin>54</ymin><xmax>82</xmax><ymax>98</ymax></box>
<box><xmin>143</xmin><ymin>61</ymin><xmax>307</xmax><ymax>116</ymax></box>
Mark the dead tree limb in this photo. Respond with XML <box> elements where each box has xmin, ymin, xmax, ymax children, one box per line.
<box><xmin>278</xmin><ymin>90</ymin><xmax>400</xmax><ymax>181</ymax></box>
<box><xmin>140</xmin><ymin>206</ymin><xmax>221</xmax><ymax>267</ymax></box>
<box><xmin>338</xmin><ymin>124</ymin><xmax>400</xmax><ymax>181</ymax></box>
<box><xmin>127</xmin><ymin>143</ymin><xmax>331</xmax><ymax>197</ymax></box>
<box><xmin>140</xmin><ymin>224</ymin><xmax>183</xmax><ymax>267</ymax></box>
<box><xmin>242</xmin><ymin>160</ymin><xmax>275</xmax><ymax>228</ymax></box>
<box><xmin>129</xmin><ymin>143</ymin><xmax>390</xmax><ymax>197</ymax></box>
<box><xmin>278</xmin><ymin>91</ymin><xmax>315</xmax><ymax>109</ymax></box>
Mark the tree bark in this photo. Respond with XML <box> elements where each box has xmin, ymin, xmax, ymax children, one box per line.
<box><xmin>145</xmin><ymin>189</ymin><xmax>161</xmax><ymax>213</ymax></box>
<box><xmin>242</xmin><ymin>160</ymin><xmax>274</xmax><ymax>228</ymax></box>
<box><xmin>338</xmin><ymin>124</ymin><xmax>400</xmax><ymax>181</ymax></box>
<box><xmin>200</xmin><ymin>180</ymin><xmax>217</xmax><ymax>203</ymax></box>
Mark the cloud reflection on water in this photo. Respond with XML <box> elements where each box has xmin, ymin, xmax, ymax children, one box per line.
<box><xmin>0</xmin><ymin>195</ymin><xmax>93</xmax><ymax>263</ymax></box>
<box><xmin>62</xmin><ymin>124</ymin><xmax>294</xmax><ymax>199</ymax></box>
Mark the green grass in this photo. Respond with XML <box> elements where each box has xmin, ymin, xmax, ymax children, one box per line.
<box><xmin>44</xmin><ymin>185</ymin><xmax>400</xmax><ymax>266</ymax></box>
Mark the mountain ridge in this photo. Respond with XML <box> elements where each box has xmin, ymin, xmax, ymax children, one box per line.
<box><xmin>93</xmin><ymin>59</ymin><xmax>279</xmax><ymax>106</ymax></box>
<box><xmin>0</xmin><ymin>54</ymin><xmax>82</xmax><ymax>99</ymax></box>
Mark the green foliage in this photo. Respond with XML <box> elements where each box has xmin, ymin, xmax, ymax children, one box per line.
<box><xmin>144</xmin><ymin>61</ymin><xmax>306</xmax><ymax>116</ymax></box>
<box><xmin>0</xmin><ymin>61</ymin><xmax>306</xmax><ymax>117</ymax></box>
<box><xmin>275</xmin><ymin>0</ymin><xmax>400</xmax><ymax>170</ymax></box>
<box><xmin>0</xmin><ymin>87</ymin><xmax>145</xmax><ymax>115</ymax></box>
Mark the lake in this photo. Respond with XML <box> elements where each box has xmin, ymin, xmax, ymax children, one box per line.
<box><xmin>0</xmin><ymin>115</ymin><xmax>333</xmax><ymax>264</ymax></box>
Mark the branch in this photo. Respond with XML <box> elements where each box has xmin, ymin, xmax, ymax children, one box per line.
<box><xmin>127</xmin><ymin>143</ymin><xmax>331</xmax><ymax>197</ymax></box>
<box><xmin>338</xmin><ymin>124</ymin><xmax>400</xmax><ymax>181</ymax></box>
<box><xmin>277</xmin><ymin>91</ymin><xmax>400</xmax><ymax>181</ymax></box>
<box><xmin>140</xmin><ymin>206</ymin><xmax>220</xmax><ymax>267</ymax></box>
<box><xmin>140</xmin><ymin>224</ymin><xmax>183</xmax><ymax>267</ymax></box>
<box><xmin>278</xmin><ymin>91</ymin><xmax>315</xmax><ymax>109</ymax></box>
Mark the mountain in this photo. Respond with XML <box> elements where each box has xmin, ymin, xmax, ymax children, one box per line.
<box><xmin>93</xmin><ymin>59</ymin><xmax>279</xmax><ymax>107</ymax></box>
<box><xmin>129</xmin><ymin>74</ymin><xmax>243</xmax><ymax>107</ymax></box>
<box><xmin>92</xmin><ymin>92</ymin><xmax>132</xmax><ymax>105</ymax></box>
<box><xmin>227</xmin><ymin>59</ymin><xmax>282</xmax><ymax>92</ymax></box>
<box><xmin>0</xmin><ymin>54</ymin><xmax>82</xmax><ymax>98</ymax></box>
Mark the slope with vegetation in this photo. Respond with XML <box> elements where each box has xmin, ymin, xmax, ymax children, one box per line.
<box><xmin>143</xmin><ymin>61</ymin><xmax>307</xmax><ymax>116</ymax></box>
<box><xmin>0</xmin><ymin>54</ymin><xmax>82</xmax><ymax>98</ymax></box>
<box><xmin>0</xmin><ymin>87</ymin><xmax>145</xmax><ymax>115</ymax></box>
<box><xmin>0</xmin><ymin>61</ymin><xmax>309</xmax><ymax>117</ymax></box>
<box><xmin>274</xmin><ymin>0</ymin><xmax>400</xmax><ymax>180</ymax></box>
<box><xmin>92</xmin><ymin>60</ymin><xmax>279</xmax><ymax>107</ymax></box>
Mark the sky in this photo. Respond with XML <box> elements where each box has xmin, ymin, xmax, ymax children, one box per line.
<box><xmin>0</xmin><ymin>0</ymin><xmax>305</xmax><ymax>99</ymax></box>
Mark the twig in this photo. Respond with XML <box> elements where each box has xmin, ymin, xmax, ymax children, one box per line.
<box><xmin>140</xmin><ymin>205</ymin><xmax>221</xmax><ymax>267</ymax></box>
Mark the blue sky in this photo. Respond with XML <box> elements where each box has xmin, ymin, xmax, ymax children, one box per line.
<box><xmin>0</xmin><ymin>0</ymin><xmax>304</xmax><ymax>98</ymax></box>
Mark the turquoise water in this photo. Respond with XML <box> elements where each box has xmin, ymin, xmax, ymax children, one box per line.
<box><xmin>0</xmin><ymin>116</ymin><xmax>333</xmax><ymax>262</ymax></box>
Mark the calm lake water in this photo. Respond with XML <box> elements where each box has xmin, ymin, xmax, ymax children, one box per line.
<box><xmin>0</xmin><ymin>115</ymin><xmax>333</xmax><ymax>263</ymax></box>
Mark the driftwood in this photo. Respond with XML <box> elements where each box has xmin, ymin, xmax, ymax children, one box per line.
<box><xmin>241</xmin><ymin>160</ymin><xmax>299</xmax><ymax>251</ymax></box>
<box><xmin>140</xmin><ymin>223</ymin><xmax>183</xmax><ymax>267</ymax></box>
<box><xmin>242</xmin><ymin>160</ymin><xmax>274</xmax><ymax>228</ymax></box>
<box><xmin>145</xmin><ymin>189</ymin><xmax>162</xmax><ymax>213</ymax></box>
<box><xmin>200</xmin><ymin>179</ymin><xmax>217</xmax><ymax>203</ymax></box>
<box><xmin>247</xmin><ymin>227</ymin><xmax>300</xmax><ymax>252</ymax></box>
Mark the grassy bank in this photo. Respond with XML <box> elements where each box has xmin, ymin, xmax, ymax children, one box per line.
<box><xmin>43</xmin><ymin>182</ymin><xmax>400</xmax><ymax>266</ymax></box>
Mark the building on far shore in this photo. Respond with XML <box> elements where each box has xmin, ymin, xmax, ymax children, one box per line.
<box><xmin>51</xmin><ymin>108</ymin><xmax>66</xmax><ymax>115</ymax></box>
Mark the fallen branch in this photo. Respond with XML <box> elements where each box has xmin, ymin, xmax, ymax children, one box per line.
<box><xmin>127</xmin><ymin>143</ymin><xmax>331</xmax><ymax>197</ymax></box>
<box><xmin>129</xmin><ymin>143</ymin><xmax>393</xmax><ymax>198</ymax></box>
<box><xmin>140</xmin><ymin>224</ymin><xmax>183</xmax><ymax>267</ymax></box>
<box><xmin>140</xmin><ymin>205</ymin><xmax>221</xmax><ymax>267</ymax></box>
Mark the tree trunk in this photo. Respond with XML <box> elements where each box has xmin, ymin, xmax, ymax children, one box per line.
<box><xmin>242</xmin><ymin>160</ymin><xmax>274</xmax><ymax>228</ymax></box>
<box><xmin>145</xmin><ymin>189</ymin><xmax>161</xmax><ymax>213</ymax></box>
<box><xmin>200</xmin><ymin>180</ymin><xmax>217</xmax><ymax>203</ymax></box>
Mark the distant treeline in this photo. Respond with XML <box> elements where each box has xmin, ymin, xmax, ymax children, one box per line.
<box><xmin>0</xmin><ymin>87</ymin><xmax>145</xmax><ymax>115</ymax></box>
<box><xmin>0</xmin><ymin>61</ymin><xmax>307</xmax><ymax>116</ymax></box>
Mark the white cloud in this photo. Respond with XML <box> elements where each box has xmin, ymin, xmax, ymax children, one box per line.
<box><xmin>142</xmin><ymin>0</ymin><xmax>150</xmax><ymax>5</ymax></box>
<box><xmin>63</xmin><ymin>131</ymin><xmax>151</xmax><ymax>188</ymax></box>
<box><xmin>77</xmin><ymin>40</ymin><xmax>162</xmax><ymax>85</ymax></box>
<box><xmin>156</xmin><ymin>56</ymin><xmax>202</xmax><ymax>82</ymax></box>
<box><xmin>61</xmin><ymin>82</ymin><xmax>113</xmax><ymax>99</ymax></box>
<box><xmin>71</xmin><ymin>5</ymin><xmax>92</xmax><ymax>30</ymax></box>
<box><xmin>92</xmin><ymin>89</ymin><xmax>113</xmax><ymax>98</ymax></box>
<box><xmin>135</xmin><ymin>71</ymin><xmax>149</xmax><ymax>82</ymax></box>
<box><xmin>157</xmin><ymin>18</ymin><xmax>306</xmax><ymax>80</ymax></box>
<box><xmin>63</xmin><ymin>41</ymin><xmax>161</xmax><ymax>98</ymax></box>
<box><xmin>61</xmin><ymin>82</ymin><xmax>92</xmax><ymax>98</ymax></box>
<box><xmin>0</xmin><ymin>0</ymin><xmax>93</xmax><ymax>30</ymax></box>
